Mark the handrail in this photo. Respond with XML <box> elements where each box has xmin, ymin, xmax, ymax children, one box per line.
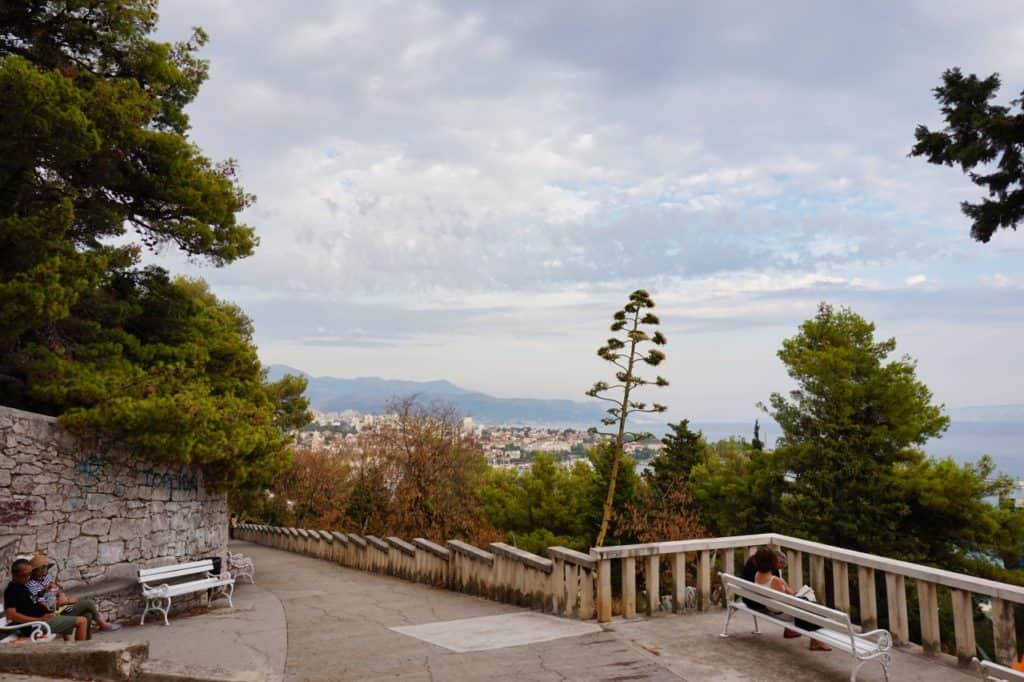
<box><xmin>589</xmin><ymin>532</ymin><xmax>1024</xmax><ymax>603</ymax></box>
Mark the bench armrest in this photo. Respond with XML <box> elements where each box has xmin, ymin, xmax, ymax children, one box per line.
<box><xmin>859</xmin><ymin>629</ymin><xmax>893</xmax><ymax>650</ymax></box>
<box><xmin>1</xmin><ymin>620</ymin><xmax>52</xmax><ymax>642</ymax></box>
<box><xmin>141</xmin><ymin>582</ymin><xmax>171</xmax><ymax>597</ymax></box>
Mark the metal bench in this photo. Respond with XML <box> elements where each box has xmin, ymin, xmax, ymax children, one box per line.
<box><xmin>975</xmin><ymin>658</ymin><xmax>1024</xmax><ymax>681</ymax></box>
<box><xmin>227</xmin><ymin>551</ymin><xmax>255</xmax><ymax>584</ymax></box>
<box><xmin>720</xmin><ymin>572</ymin><xmax>893</xmax><ymax>682</ymax></box>
<box><xmin>0</xmin><ymin>604</ymin><xmax>54</xmax><ymax>643</ymax></box>
<box><xmin>138</xmin><ymin>559</ymin><xmax>234</xmax><ymax>626</ymax></box>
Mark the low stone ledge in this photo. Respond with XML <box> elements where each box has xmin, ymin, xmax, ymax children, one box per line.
<box><xmin>364</xmin><ymin>535</ymin><xmax>389</xmax><ymax>552</ymax></box>
<box><xmin>68</xmin><ymin>577</ymin><xmax>136</xmax><ymax>601</ymax></box>
<box><xmin>0</xmin><ymin>639</ymin><xmax>148</xmax><ymax>681</ymax></box>
<box><xmin>490</xmin><ymin>543</ymin><xmax>552</xmax><ymax>574</ymax></box>
<box><xmin>137</xmin><ymin>659</ymin><xmax>266</xmax><ymax>682</ymax></box>
<box><xmin>547</xmin><ymin>546</ymin><xmax>596</xmax><ymax>571</ymax></box>
<box><xmin>413</xmin><ymin>538</ymin><xmax>449</xmax><ymax>560</ymax></box>
<box><xmin>447</xmin><ymin>540</ymin><xmax>493</xmax><ymax>565</ymax></box>
<box><xmin>386</xmin><ymin>537</ymin><xmax>416</xmax><ymax>557</ymax></box>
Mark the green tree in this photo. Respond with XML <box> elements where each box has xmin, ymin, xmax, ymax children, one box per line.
<box><xmin>586</xmin><ymin>289</ymin><xmax>668</xmax><ymax>546</ymax></box>
<box><xmin>764</xmin><ymin>303</ymin><xmax>950</xmax><ymax>552</ymax></box>
<box><xmin>649</xmin><ymin>419</ymin><xmax>704</xmax><ymax>492</ymax></box>
<box><xmin>482</xmin><ymin>453</ymin><xmax>595</xmax><ymax>554</ymax></box>
<box><xmin>689</xmin><ymin>438</ymin><xmax>780</xmax><ymax>536</ymax></box>
<box><xmin>911</xmin><ymin>68</ymin><xmax>1024</xmax><ymax>243</ymax></box>
<box><xmin>0</xmin><ymin>2</ymin><xmax>304</xmax><ymax>487</ymax></box>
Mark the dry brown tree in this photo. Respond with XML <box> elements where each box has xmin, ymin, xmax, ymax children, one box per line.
<box><xmin>361</xmin><ymin>398</ymin><xmax>494</xmax><ymax>543</ymax></box>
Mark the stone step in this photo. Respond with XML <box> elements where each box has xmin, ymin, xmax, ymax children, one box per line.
<box><xmin>136</xmin><ymin>659</ymin><xmax>266</xmax><ymax>682</ymax></box>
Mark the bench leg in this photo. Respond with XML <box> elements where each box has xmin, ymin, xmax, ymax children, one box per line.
<box><xmin>141</xmin><ymin>596</ymin><xmax>171</xmax><ymax>626</ymax></box>
<box><xmin>752</xmin><ymin>615</ymin><xmax>760</xmax><ymax>634</ymax></box>
<box><xmin>878</xmin><ymin>655</ymin><xmax>891</xmax><ymax>682</ymax></box>
<box><xmin>849</xmin><ymin>660</ymin><xmax>865</xmax><ymax>682</ymax></box>
<box><xmin>720</xmin><ymin>607</ymin><xmax>735</xmax><ymax>638</ymax></box>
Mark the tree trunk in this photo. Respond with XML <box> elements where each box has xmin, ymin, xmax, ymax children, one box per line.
<box><xmin>595</xmin><ymin>312</ymin><xmax>639</xmax><ymax>547</ymax></box>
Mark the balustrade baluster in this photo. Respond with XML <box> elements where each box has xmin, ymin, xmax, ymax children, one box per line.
<box><xmin>950</xmin><ymin>588</ymin><xmax>975</xmax><ymax>667</ymax></box>
<box><xmin>917</xmin><ymin>580</ymin><xmax>941</xmax><ymax>656</ymax></box>
<box><xmin>671</xmin><ymin>553</ymin><xmax>687</xmax><ymax>613</ymax></box>
<box><xmin>992</xmin><ymin>597</ymin><xmax>1018</xmax><ymax>666</ymax></box>
<box><xmin>622</xmin><ymin>557</ymin><xmax>637</xmax><ymax>618</ymax></box>
<box><xmin>884</xmin><ymin>573</ymin><xmax>909</xmax><ymax>645</ymax></box>
<box><xmin>646</xmin><ymin>555</ymin><xmax>660</xmax><ymax>615</ymax></box>
<box><xmin>597</xmin><ymin>559</ymin><xmax>612</xmax><ymax>622</ymax></box>
<box><xmin>857</xmin><ymin>566</ymin><xmax>877</xmax><ymax>630</ymax></box>
<box><xmin>832</xmin><ymin>560</ymin><xmax>850</xmax><ymax>612</ymax></box>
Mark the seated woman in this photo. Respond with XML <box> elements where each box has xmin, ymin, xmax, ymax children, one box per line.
<box><xmin>752</xmin><ymin>547</ymin><xmax>831</xmax><ymax>651</ymax></box>
<box><xmin>25</xmin><ymin>554</ymin><xmax>121</xmax><ymax>635</ymax></box>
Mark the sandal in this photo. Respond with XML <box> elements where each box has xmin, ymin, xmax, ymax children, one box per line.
<box><xmin>810</xmin><ymin>640</ymin><xmax>832</xmax><ymax>651</ymax></box>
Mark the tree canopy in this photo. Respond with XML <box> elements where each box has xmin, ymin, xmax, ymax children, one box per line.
<box><xmin>912</xmin><ymin>68</ymin><xmax>1024</xmax><ymax>243</ymax></box>
<box><xmin>0</xmin><ymin>1</ymin><xmax>306</xmax><ymax>488</ymax></box>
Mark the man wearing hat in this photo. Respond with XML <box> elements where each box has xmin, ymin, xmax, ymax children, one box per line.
<box><xmin>26</xmin><ymin>554</ymin><xmax>121</xmax><ymax>633</ymax></box>
<box><xmin>4</xmin><ymin>558</ymin><xmax>88</xmax><ymax>641</ymax></box>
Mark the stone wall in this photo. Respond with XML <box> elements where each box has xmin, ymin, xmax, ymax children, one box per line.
<box><xmin>0</xmin><ymin>405</ymin><xmax>228</xmax><ymax>592</ymax></box>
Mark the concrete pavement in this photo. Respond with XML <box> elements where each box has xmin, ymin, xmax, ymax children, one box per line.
<box><xmin>88</xmin><ymin>540</ymin><xmax>979</xmax><ymax>681</ymax></box>
<box><xmin>102</xmin><ymin>563</ymin><xmax>286</xmax><ymax>681</ymax></box>
<box><xmin>235</xmin><ymin>540</ymin><xmax>975</xmax><ymax>681</ymax></box>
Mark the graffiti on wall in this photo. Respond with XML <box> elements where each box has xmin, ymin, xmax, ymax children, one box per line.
<box><xmin>140</xmin><ymin>468</ymin><xmax>199</xmax><ymax>495</ymax></box>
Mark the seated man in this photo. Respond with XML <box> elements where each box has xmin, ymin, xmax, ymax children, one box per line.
<box><xmin>26</xmin><ymin>554</ymin><xmax>121</xmax><ymax>633</ymax></box>
<box><xmin>4</xmin><ymin>558</ymin><xmax>87</xmax><ymax>641</ymax></box>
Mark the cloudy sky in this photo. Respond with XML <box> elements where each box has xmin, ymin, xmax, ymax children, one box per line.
<box><xmin>153</xmin><ymin>1</ymin><xmax>1024</xmax><ymax>421</ymax></box>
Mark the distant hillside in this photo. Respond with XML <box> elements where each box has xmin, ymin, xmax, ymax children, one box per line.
<box><xmin>267</xmin><ymin>364</ymin><xmax>605</xmax><ymax>425</ymax></box>
<box><xmin>948</xmin><ymin>404</ymin><xmax>1024</xmax><ymax>423</ymax></box>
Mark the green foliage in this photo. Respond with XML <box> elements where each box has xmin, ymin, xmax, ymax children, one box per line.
<box><xmin>690</xmin><ymin>302</ymin><xmax>1024</xmax><ymax>578</ymax></box>
<box><xmin>764</xmin><ymin>303</ymin><xmax>950</xmax><ymax>554</ymax></box>
<box><xmin>689</xmin><ymin>438</ymin><xmax>780</xmax><ymax>536</ymax></box>
<box><xmin>0</xmin><ymin>2</ymin><xmax>301</xmax><ymax>488</ymax></box>
<box><xmin>482</xmin><ymin>453</ymin><xmax>596</xmax><ymax>554</ymax></box>
<box><xmin>585</xmin><ymin>443</ymin><xmax>642</xmax><ymax>546</ymax></box>
<box><xmin>649</xmin><ymin>419</ymin><xmax>704</xmax><ymax>492</ymax></box>
<box><xmin>9</xmin><ymin>273</ymin><xmax>307</xmax><ymax>489</ymax></box>
<box><xmin>912</xmin><ymin>68</ymin><xmax>1024</xmax><ymax>242</ymax></box>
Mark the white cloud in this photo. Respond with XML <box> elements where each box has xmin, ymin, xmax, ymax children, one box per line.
<box><xmin>145</xmin><ymin>1</ymin><xmax>1024</xmax><ymax>416</ymax></box>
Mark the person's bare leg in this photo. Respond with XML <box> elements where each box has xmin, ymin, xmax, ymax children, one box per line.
<box><xmin>74</xmin><ymin>617</ymin><xmax>88</xmax><ymax>641</ymax></box>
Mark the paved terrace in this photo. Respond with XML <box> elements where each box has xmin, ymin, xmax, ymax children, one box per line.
<box><xmin>114</xmin><ymin>541</ymin><xmax>977</xmax><ymax>681</ymax></box>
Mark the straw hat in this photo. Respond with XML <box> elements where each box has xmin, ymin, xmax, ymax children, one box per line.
<box><xmin>29</xmin><ymin>553</ymin><xmax>53</xmax><ymax>570</ymax></box>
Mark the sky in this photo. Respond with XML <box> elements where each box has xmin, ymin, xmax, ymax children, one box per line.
<box><xmin>151</xmin><ymin>1</ymin><xmax>1024</xmax><ymax>422</ymax></box>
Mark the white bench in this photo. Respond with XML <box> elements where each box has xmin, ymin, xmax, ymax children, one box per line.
<box><xmin>138</xmin><ymin>559</ymin><xmax>234</xmax><ymax>626</ymax></box>
<box><xmin>720</xmin><ymin>572</ymin><xmax>893</xmax><ymax>682</ymax></box>
<box><xmin>0</xmin><ymin>604</ymin><xmax>54</xmax><ymax>643</ymax></box>
<box><xmin>975</xmin><ymin>658</ymin><xmax>1024</xmax><ymax>681</ymax></box>
<box><xmin>227</xmin><ymin>551</ymin><xmax>255</xmax><ymax>584</ymax></box>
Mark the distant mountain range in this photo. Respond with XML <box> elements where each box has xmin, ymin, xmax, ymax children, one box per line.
<box><xmin>267</xmin><ymin>365</ymin><xmax>606</xmax><ymax>425</ymax></box>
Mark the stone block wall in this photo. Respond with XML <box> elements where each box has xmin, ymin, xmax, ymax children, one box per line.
<box><xmin>0</xmin><ymin>405</ymin><xmax>228</xmax><ymax>591</ymax></box>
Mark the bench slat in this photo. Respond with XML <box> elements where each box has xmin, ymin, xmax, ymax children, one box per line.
<box><xmin>722</xmin><ymin>574</ymin><xmax>852</xmax><ymax>632</ymax></box>
<box><xmin>139</xmin><ymin>562</ymin><xmax>215</xmax><ymax>583</ymax></box>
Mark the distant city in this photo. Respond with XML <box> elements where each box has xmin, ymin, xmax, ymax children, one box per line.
<box><xmin>296</xmin><ymin>409</ymin><xmax>663</xmax><ymax>470</ymax></box>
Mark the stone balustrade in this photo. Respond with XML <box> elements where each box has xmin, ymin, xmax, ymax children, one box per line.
<box><xmin>235</xmin><ymin>524</ymin><xmax>1024</xmax><ymax>669</ymax></box>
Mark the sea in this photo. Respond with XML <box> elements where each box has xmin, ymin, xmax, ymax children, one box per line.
<box><xmin>689</xmin><ymin>420</ymin><xmax>1024</xmax><ymax>480</ymax></box>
